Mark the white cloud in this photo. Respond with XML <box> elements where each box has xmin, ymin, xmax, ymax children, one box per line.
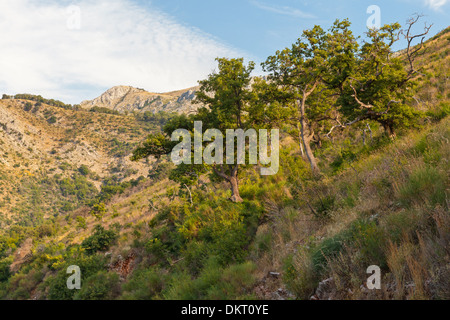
<box><xmin>425</xmin><ymin>0</ymin><xmax>448</xmax><ymax>10</ymax></box>
<box><xmin>0</xmin><ymin>0</ymin><xmax>246</xmax><ymax>104</ymax></box>
<box><xmin>250</xmin><ymin>0</ymin><xmax>316</xmax><ymax>19</ymax></box>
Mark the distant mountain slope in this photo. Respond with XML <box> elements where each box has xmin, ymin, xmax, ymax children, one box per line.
<box><xmin>79</xmin><ymin>85</ymin><xmax>202</xmax><ymax>115</ymax></box>
<box><xmin>0</xmin><ymin>98</ymin><xmax>158</xmax><ymax>225</ymax></box>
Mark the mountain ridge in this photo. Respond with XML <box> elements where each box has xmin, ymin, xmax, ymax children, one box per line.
<box><xmin>79</xmin><ymin>85</ymin><xmax>202</xmax><ymax>115</ymax></box>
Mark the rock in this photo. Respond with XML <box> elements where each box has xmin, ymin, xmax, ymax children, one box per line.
<box><xmin>80</xmin><ymin>85</ymin><xmax>203</xmax><ymax>115</ymax></box>
<box><xmin>108</xmin><ymin>250</ymin><xmax>137</xmax><ymax>280</ymax></box>
<box><xmin>313</xmin><ymin>277</ymin><xmax>336</xmax><ymax>300</ymax></box>
<box><xmin>272</xmin><ymin>288</ymin><xmax>295</xmax><ymax>300</ymax></box>
<box><xmin>269</xmin><ymin>272</ymin><xmax>280</xmax><ymax>278</ymax></box>
<box><xmin>360</xmin><ymin>284</ymin><xmax>369</xmax><ymax>294</ymax></box>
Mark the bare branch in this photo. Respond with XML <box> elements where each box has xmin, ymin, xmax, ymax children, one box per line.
<box><xmin>213</xmin><ymin>164</ymin><xmax>230</xmax><ymax>181</ymax></box>
<box><xmin>183</xmin><ymin>184</ymin><xmax>193</xmax><ymax>207</ymax></box>
<box><xmin>401</xmin><ymin>14</ymin><xmax>433</xmax><ymax>78</ymax></box>
<box><xmin>349</xmin><ymin>83</ymin><xmax>374</xmax><ymax>109</ymax></box>
<box><xmin>326</xmin><ymin>115</ymin><xmax>364</xmax><ymax>138</ymax></box>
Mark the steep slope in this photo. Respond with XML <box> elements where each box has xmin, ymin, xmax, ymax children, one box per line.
<box><xmin>80</xmin><ymin>85</ymin><xmax>202</xmax><ymax>115</ymax></box>
<box><xmin>0</xmin><ymin>98</ymin><xmax>158</xmax><ymax>226</ymax></box>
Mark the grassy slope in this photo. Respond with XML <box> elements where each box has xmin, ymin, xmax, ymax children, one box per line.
<box><xmin>0</xmin><ymin>26</ymin><xmax>448</xmax><ymax>300</ymax></box>
<box><xmin>259</xmin><ymin>116</ymin><xmax>449</xmax><ymax>300</ymax></box>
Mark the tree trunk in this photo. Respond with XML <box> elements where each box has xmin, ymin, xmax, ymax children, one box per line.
<box><xmin>213</xmin><ymin>165</ymin><xmax>243</xmax><ymax>203</ymax></box>
<box><xmin>298</xmin><ymin>97</ymin><xmax>320</xmax><ymax>174</ymax></box>
<box><xmin>300</xmin><ymin>115</ymin><xmax>319</xmax><ymax>173</ymax></box>
<box><xmin>302</xmin><ymin>134</ymin><xmax>319</xmax><ymax>173</ymax></box>
<box><xmin>297</xmin><ymin>122</ymin><xmax>305</xmax><ymax>157</ymax></box>
<box><xmin>383</xmin><ymin>122</ymin><xmax>396</xmax><ymax>139</ymax></box>
<box><xmin>229</xmin><ymin>175</ymin><xmax>243</xmax><ymax>203</ymax></box>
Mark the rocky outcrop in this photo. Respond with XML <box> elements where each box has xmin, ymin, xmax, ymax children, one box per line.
<box><xmin>310</xmin><ymin>277</ymin><xmax>336</xmax><ymax>300</ymax></box>
<box><xmin>80</xmin><ymin>85</ymin><xmax>202</xmax><ymax>115</ymax></box>
<box><xmin>254</xmin><ymin>271</ymin><xmax>295</xmax><ymax>300</ymax></box>
<box><xmin>108</xmin><ymin>250</ymin><xmax>138</xmax><ymax>280</ymax></box>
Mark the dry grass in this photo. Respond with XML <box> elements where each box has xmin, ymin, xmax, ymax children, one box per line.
<box><xmin>252</xmin><ymin>116</ymin><xmax>449</xmax><ymax>300</ymax></box>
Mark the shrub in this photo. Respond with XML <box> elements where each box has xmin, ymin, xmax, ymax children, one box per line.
<box><xmin>47</xmin><ymin>116</ymin><xmax>57</xmax><ymax>124</ymax></box>
<box><xmin>313</xmin><ymin>195</ymin><xmax>336</xmax><ymax>220</ymax></box>
<box><xmin>164</xmin><ymin>258</ymin><xmax>257</xmax><ymax>300</ymax></box>
<box><xmin>145</xmin><ymin>238</ymin><xmax>168</xmax><ymax>263</ymax></box>
<box><xmin>90</xmin><ymin>202</ymin><xmax>107</xmax><ymax>220</ymax></box>
<box><xmin>311</xmin><ymin>233</ymin><xmax>347</xmax><ymax>275</ymax></box>
<box><xmin>121</xmin><ymin>267</ymin><xmax>168</xmax><ymax>300</ymax></box>
<box><xmin>78</xmin><ymin>165</ymin><xmax>90</xmax><ymax>176</ymax></box>
<box><xmin>182</xmin><ymin>240</ymin><xmax>210</xmax><ymax>275</ymax></box>
<box><xmin>0</xmin><ymin>259</ymin><xmax>11</xmax><ymax>282</ymax></box>
<box><xmin>46</xmin><ymin>254</ymin><xmax>108</xmax><ymax>300</ymax></box>
<box><xmin>81</xmin><ymin>225</ymin><xmax>118</xmax><ymax>254</ymax></box>
<box><xmin>76</xmin><ymin>216</ymin><xmax>87</xmax><ymax>230</ymax></box>
<box><xmin>73</xmin><ymin>271</ymin><xmax>120</xmax><ymax>300</ymax></box>
<box><xmin>283</xmin><ymin>249</ymin><xmax>318</xmax><ymax>299</ymax></box>
<box><xmin>349</xmin><ymin>219</ymin><xmax>387</xmax><ymax>267</ymax></box>
<box><xmin>24</xmin><ymin>102</ymin><xmax>33</xmax><ymax>112</ymax></box>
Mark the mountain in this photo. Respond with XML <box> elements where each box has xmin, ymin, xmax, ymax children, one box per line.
<box><xmin>80</xmin><ymin>85</ymin><xmax>202</xmax><ymax>115</ymax></box>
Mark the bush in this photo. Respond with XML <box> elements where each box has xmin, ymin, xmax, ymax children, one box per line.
<box><xmin>121</xmin><ymin>267</ymin><xmax>168</xmax><ymax>300</ymax></box>
<box><xmin>311</xmin><ymin>233</ymin><xmax>347</xmax><ymax>275</ymax></box>
<box><xmin>0</xmin><ymin>260</ymin><xmax>11</xmax><ymax>282</ymax></box>
<box><xmin>24</xmin><ymin>102</ymin><xmax>33</xmax><ymax>112</ymax></box>
<box><xmin>81</xmin><ymin>225</ymin><xmax>118</xmax><ymax>255</ymax></box>
<box><xmin>76</xmin><ymin>216</ymin><xmax>87</xmax><ymax>230</ymax></box>
<box><xmin>145</xmin><ymin>237</ymin><xmax>168</xmax><ymax>263</ymax></box>
<box><xmin>73</xmin><ymin>271</ymin><xmax>120</xmax><ymax>300</ymax></box>
<box><xmin>47</xmin><ymin>116</ymin><xmax>57</xmax><ymax>124</ymax></box>
<box><xmin>78</xmin><ymin>165</ymin><xmax>90</xmax><ymax>176</ymax></box>
<box><xmin>313</xmin><ymin>195</ymin><xmax>336</xmax><ymax>220</ymax></box>
<box><xmin>164</xmin><ymin>258</ymin><xmax>257</xmax><ymax>300</ymax></box>
<box><xmin>283</xmin><ymin>249</ymin><xmax>318</xmax><ymax>299</ymax></box>
<box><xmin>182</xmin><ymin>240</ymin><xmax>210</xmax><ymax>275</ymax></box>
<box><xmin>90</xmin><ymin>202</ymin><xmax>107</xmax><ymax>220</ymax></box>
<box><xmin>349</xmin><ymin>219</ymin><xmax>387</xmax><ymax>267</ymax></box>
<box><xmin>46</xmin><ymin>254</ymin><xmax>108</xmax><ymax>300</ymax></box>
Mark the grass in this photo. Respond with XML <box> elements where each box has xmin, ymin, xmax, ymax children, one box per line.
<box><xmin>255</xmin><ymin>116</ymin><xmax>449</xmax><ymax>300</ymax></box>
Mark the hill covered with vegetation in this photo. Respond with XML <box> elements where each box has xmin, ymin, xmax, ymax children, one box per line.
<box><xmin>0</xmin><ymin>18</ymin><xmax>448</xmax><ymax>300</ymax></box>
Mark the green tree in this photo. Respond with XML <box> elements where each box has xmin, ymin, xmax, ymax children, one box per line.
<box><xmin>81</xmin><ymin>225</ymin><xmax>117</xmax><ymax>254</ymax></box>
<box><xmin>133</xmin><ymin>58</ymin><xmax>267</xmax><ymax>203</ymax></box>
<box><xmin>330</xmin><ymin>17</ymin><xmax>430</xmax><ymax>138</ymax></box>
<box><xmin>90</xmin><ymin>202</ymin><xmax>107</xmax><ymax>220</ymax></box>
<box><xmin>262</xmin><ymin>20</ymin><xmax>358</xmax><ymax>173</ymax></box>
<box><xmin>193</xmin><ymin>57</ymin><xmax>257</xmax><ymax>202</ymax></box>
<box><xmin>24</xmin><ymin>102</ymin><xmax>33</xmax><ymax>112</ymax></box>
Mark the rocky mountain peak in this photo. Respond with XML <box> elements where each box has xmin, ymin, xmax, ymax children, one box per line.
<box><xmin>79</xmin><ymin>85</ymin><xmax>202</xmax><ymax>115</ymax></box>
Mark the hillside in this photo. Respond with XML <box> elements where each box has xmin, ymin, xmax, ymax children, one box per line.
<box><xmin>80</xmin><ymin>85</ymin><xmax>202</xmax><ymax>115</ymax></box>
<box><xmin>0</xmin><ymin>24</ymin><xmax>448</xmax><ymax>301</ymax></box>
<box><xmin>0</xmin><ymin>98</ymin><xmax>170</xmax><ymax>227</ymax></box>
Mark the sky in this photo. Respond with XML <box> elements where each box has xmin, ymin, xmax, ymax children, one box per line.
<box><xmin>0</xmin><ymin>0</ymin><xmax>448</xmax><ymax>104</ymax></box>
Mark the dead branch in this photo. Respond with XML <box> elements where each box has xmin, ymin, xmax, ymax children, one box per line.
<box><xmin>401</xmin><ymin>14</ymin><xmax>433</xmax><ymax>78</ymax></box>
<box><xmin>183</xmin><ymin>184</ymin><xmax>193</xmax><ymax>207</ymax></box>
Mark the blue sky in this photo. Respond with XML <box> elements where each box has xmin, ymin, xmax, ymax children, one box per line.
<box><xmin>149</xmin><ymin>0</ymin><xmax>449</xmax><ymax>61</ymax></box>
<box><xmin>0</xmin><ymin>0</ymin><xmax>448</xmax><ymax>104</ymax></box>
